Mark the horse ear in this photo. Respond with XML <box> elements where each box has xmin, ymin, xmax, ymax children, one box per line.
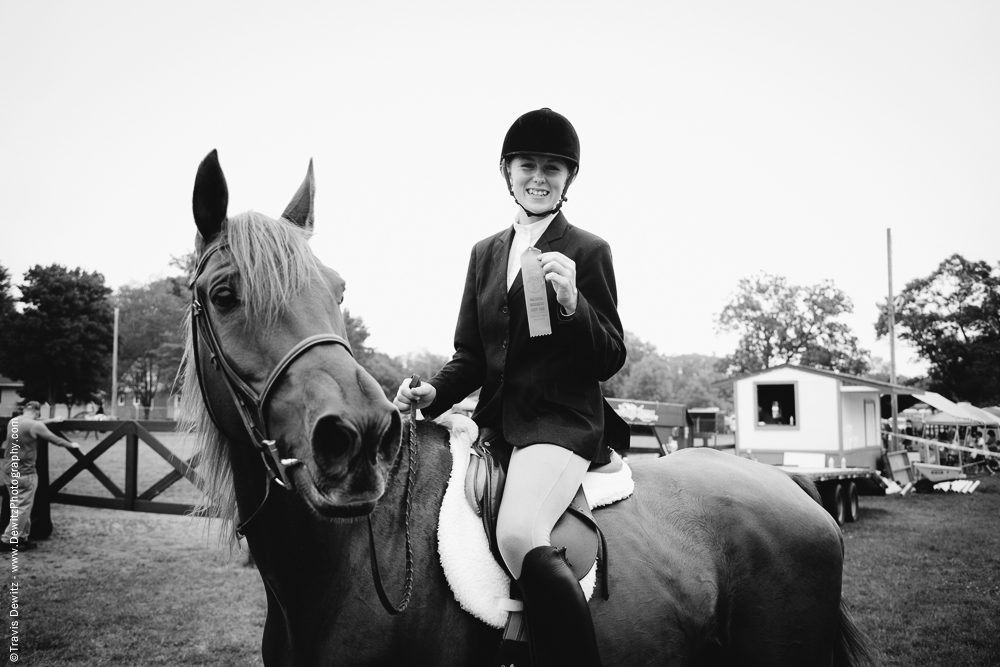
<box><xmin>281</xmin><ymin>159</ymin><xmax>315</xmax><ymax>230</ymax></box>
<box><xmin>193</xmin><ymin>149</ymin><xmax>229</xmax><ymax>243</ymax></box>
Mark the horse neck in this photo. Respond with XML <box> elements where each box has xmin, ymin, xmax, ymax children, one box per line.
<box><xmin>367</xmin><ymin>417</ymin><xmax>455</xmax><ymax>585</ymax></box>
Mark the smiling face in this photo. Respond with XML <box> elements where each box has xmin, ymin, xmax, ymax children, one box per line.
<box><xmin>507</xmin><ymin>154</ymin><xmax>571</xmax><ymax>215</ymax></box>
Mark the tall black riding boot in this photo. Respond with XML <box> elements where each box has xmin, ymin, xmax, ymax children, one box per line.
<box><xmin>517</xmin><ymin>545</ymin><xmax>602</xmax><ymax>667</ymax></box>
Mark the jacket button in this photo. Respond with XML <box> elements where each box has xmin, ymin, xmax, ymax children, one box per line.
<box><xmin>502</xmin><ymin>306</ymin><xmax>509</xmax><ymax>314</ymax></box>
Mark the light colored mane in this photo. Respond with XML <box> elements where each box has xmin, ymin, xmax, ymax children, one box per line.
<box><xmin>223</xmin><ymin>210</ymin><xmax>324</xmax><ymax>326</ymax></box>
<box><xmin>181</xmin><ymin>211</ymin><xmax>325</xmax><ymax>544</ymax></box>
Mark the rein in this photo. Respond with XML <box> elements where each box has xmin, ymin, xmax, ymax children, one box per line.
<box><xmin>367</xmin><ymin>388</ymin><xmax>418</xmax><ymax>615</ymax></box>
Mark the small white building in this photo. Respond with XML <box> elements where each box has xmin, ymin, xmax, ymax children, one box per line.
<box><xmin>723</xmin><ymin>364</ymin><xmax>913</xmax><ymax>469</ymax></box>
<box><xmin>0</xmin><ymin>376</ymin><xmax>24</xmax><ymax>418</ymax></box>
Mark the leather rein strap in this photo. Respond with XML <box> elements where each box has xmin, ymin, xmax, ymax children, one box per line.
<box><xmin>366</xmin><ymin>405</ymin><xmax>417</xmax><ymax>615</ymax></box>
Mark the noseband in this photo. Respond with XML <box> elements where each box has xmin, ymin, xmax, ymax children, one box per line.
<box><xmin>190</xmin><ymin>244</ymin><xmax>354</xmax><ymax>530</ymax></box>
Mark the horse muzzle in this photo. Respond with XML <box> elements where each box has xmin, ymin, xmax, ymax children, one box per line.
<box><xmin>292</xmin><ymin>408</ymin><xmax>402</xmax><ymax>518</ymax></box>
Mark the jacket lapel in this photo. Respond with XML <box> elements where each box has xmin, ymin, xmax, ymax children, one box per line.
<box><xmin>535</xmin><ymin>212</ymin><xmax>568</xmax><ymax>253</ymax></box>
<box><xmin>494</xmin><ymin>228</ymin><xmax>515</xmax><ymax>298</ymax></box>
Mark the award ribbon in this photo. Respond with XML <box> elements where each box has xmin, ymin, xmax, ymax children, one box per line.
<box><xmin>520</xmin><ymin>246</ymin><xmax>552</xmax><ymax>337</ymax></box>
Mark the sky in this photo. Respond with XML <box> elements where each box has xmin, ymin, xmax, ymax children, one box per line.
<box><xmin>2</xmin><ymin>1</ymin><xmax>998</xmax><ymax>379</ymax></box>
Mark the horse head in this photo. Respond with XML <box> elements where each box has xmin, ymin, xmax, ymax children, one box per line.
<box><xmin>185</xmin><ymin>150</ymin><xmax>401</xmax><ymax>524</ymax></box>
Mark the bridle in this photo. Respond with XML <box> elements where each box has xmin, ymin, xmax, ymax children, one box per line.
<box><xmin>189</xmin><ymin>243</ymin><xmax>354</xmax><ymax>532</ymax></box>
<box><xmin>189</xmin><ymin>242</ymin><xmax>416</xmax><ymax>615</ymax></box>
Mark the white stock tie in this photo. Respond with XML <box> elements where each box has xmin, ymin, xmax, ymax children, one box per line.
<box><xmin>507</xmin><ymin>225</ymin><xmax>532</xmax><ymax>290</ymax></box>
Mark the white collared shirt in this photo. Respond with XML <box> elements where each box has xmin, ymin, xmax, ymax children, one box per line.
<box><xmin>506</xmin><ymin>212</ymin><xmax>556</xmax><ymax>290</ymax></box>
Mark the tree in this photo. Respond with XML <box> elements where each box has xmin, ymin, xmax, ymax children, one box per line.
<box><xmin>0</xmin><ymin>265</ymin><xmax>16</xmax><ymax>327</ymax></box>
<box><xmin>601</xmin><ymin>332</ymin><xmax>731</xmax><ymax>409</ymax></box>
<box><xmin>617</xmin><ymin>354</ymin><xmax>675</xmax><ymax>402</ymax></box>
<box><xmin>664</xmin><ymin>354</ymin><xmax>732</xmax><ymax>409</ymax></box>
<box><xmin>167</xmin><ymin>251</ymin><xmax>197</xmax><ymax>299</ymax></box>
<box><xmin>0</xmin><ymin>265</ymin><xmax>18</xmax><ymax>374</ymax></box>
<box><xmin>342</xmin><ymin>309</ymin><xmax>407</xmax><ymax>399</ymax></box>
<box><xmin>362</xmin><ymin>352</ymin><xmax>408</xmax><ymax>400</ymax></box>
<box><xmin>343</xmin><ymin>309</ymin><xmax>374</xmax><ymax>359</ymax></box>
<box><xmin>0</xmin><ymin>265</ymin><xmax>114</xmax><ymax>413</ymax></box>
<box><xmin>715</xmin><ymin>273</ymin><xmax>870</xmax><ymax>377</ymax></box>
<box><xmin>601</xmin><ymin>331</ymin><xmax>660</xmax><ymax>399</ymax></box>
<box><xmin>397</xmin><ymin>350</ymin><xmax>450</xmax><ymax>385</ymax></box>
<box><xmin>865</xmin><ymin>356</ymin><xmax>928</xmax><ymax>389</ymax></box>
<box><xmin>876</xmin><ymin>254</ymin><xmax>1000</xmax><ymax>405</ymax></box>
<box><xmin>114</xmin><ymin>278</ymin><xmax>188</xmax><ymax>418</ymax></box>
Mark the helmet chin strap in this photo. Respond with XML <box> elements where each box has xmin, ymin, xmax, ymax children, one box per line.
<box><xmin>513</xmin><ymin>193</ymin><xmax>566</xmax><ymax>218</ymax></box>
<box><xmin>505</xmin><ymin>170</ymin><xmax>576</xmax><ymax>219</ymax></box>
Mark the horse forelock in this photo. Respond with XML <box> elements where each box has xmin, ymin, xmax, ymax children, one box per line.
<box><xmin>218</xmin><ymin>210</ymin><xmax>325</xmax><ymax>326</ymax></box>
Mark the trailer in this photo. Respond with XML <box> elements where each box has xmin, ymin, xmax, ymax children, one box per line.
<box><xmin>776</xmin><ymin>464</ymin><xmax>887</xmax><ymax>525</ymax></box>
<box><xmin>712</xmin><ymin>364</ymin><xmax>937</xmax><ymax>524</ymax></box>
<box><xmin>608</xmin><ymin>389</ymin><xmax>888</xmax><ymax>524</ymax></box>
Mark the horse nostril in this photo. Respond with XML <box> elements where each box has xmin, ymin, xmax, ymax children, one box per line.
<box><xmin>312</xmin><ymin>414</ymin><xmax>357</xmax><ymax>470</ymax></box>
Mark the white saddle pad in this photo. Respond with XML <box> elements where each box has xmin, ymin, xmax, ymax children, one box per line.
<box><xmin>434</xmin><ymin>414</ymin><xmax>635</xmax><ymax>629</ymax></box>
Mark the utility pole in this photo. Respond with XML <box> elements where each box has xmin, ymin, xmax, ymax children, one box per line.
<box><xmin>110</xmin><ymin>306</ymin><xmax>119</xmax><ymax>418</ymax></box>
<box><xmin>887</xmin><ymin>229</ymin><xmax>899</xmax><ymax>451</ymax></box>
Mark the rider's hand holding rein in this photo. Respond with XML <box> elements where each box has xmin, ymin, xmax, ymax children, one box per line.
<box><xmin>538</xmin><ymin>251</ymin><xmax>577</xmax><ymax>315</ymax></box>
<box><xmin>393</xmin><ymin>380</ymin><xmax>437</xmax><ymax>413</ymax></box>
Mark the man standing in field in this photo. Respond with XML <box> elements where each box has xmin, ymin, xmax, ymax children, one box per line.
<box><xmin>1</xmin><ymin>401</ymin><xmax>80</xmax><ymax>551</ymax></box>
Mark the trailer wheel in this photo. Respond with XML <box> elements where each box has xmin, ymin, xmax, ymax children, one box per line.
<box><xmin>843</xmin><ymin>481</ymin><xmax>859</xmax><ymax>523</ymax></box>
<box><xmin>822</xmin><ymin>483</ymin><xmax>845</xmax><ymax>526</ymax></box>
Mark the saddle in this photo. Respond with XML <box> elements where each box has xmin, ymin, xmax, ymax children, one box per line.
<box><xmin>464</xmin><ymin>435</ymin><xmax>611</xmax><ymax>598</ymax></box>
<box><xmin>434</xmin><ymin>413</ymin><xmax>634</xmax><ymax>630</ymax></box>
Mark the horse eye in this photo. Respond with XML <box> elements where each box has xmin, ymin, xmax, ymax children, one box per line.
<box><xmin>211</xmin><ymin>287</ymin><xmax>238</xmax><ymax>310</ymax></box>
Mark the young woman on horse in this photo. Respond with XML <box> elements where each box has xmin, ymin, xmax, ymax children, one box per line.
<box><xmin>394</xmin><ymin>108</ymin><xmax>629</xmax><ymax>667</ymax></box>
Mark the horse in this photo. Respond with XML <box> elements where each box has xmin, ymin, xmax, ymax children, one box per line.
<box><xmin>182</xmin><ymin>150</ymin><xmax>876</xmax><ymax>666</ymax></box>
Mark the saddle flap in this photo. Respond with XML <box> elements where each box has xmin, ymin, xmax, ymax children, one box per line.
<box><xmin>464</xmin><ymin>448</ymin><xmax>484</xmax><ymax>516</ymax></box>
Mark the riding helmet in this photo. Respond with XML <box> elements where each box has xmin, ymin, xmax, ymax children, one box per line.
<box><xmin>500</xmin><ymin>108</ymin><xmax>580</xmax><ymax>173</ymax></box>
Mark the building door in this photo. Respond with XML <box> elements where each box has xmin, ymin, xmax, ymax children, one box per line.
<box><xmin>864</xmin><ymin>400</ymin><xmax>877</xmax><ymax>447</ymax></box>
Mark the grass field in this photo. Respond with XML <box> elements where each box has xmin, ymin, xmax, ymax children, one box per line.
<box><xmin>842</xmin><ymin>475</ymin><xmax>1000</xmax><ymax>666</ymax></box>
<box><xmin>2</xmin><ymin>431</ymin><xmax>999</xmax><ymax>665</ymax></box>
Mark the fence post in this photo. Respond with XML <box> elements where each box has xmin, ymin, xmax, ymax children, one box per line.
<box><xmin>31</xmin><ymin>438</ymin><xmax>54</xmax><ymax>539</ymax></box>
<box><xmin>124</xmin><ymin>423</ymin><xmax>139</xmax><ymax>511</ymax></box>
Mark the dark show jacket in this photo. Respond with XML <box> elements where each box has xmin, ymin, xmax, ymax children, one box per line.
<box><xmin>423</xmin><ymin>212</ymin><xmax>630</xmax><ymax>463</ymax></box>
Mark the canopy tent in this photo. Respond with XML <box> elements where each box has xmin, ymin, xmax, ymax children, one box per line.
<box><xmin>959</xmin><ymin>403</ymin><xmax>1000</xmax><ymax>427</ymax></box>
<box><xmin>914</xmin><ymin>393</ymin><xmax>1000</xmax><ymax>427</ymax></box>
<box><xmin>923</xmin><ymin>411</ymin><xmax>981</xmax><ymax>427</ymax></box>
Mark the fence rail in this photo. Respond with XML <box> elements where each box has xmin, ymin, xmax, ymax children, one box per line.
<box><xmin>2</xmin><ymin>420</ymin><xmax>207</xmax><ymax>540</ymax></box>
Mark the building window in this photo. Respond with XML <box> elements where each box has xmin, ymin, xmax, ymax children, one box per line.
<box><xmin>755</xmin><ymin>382</ymin><xmax>798</xmax><ymax>428</ymax></box>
